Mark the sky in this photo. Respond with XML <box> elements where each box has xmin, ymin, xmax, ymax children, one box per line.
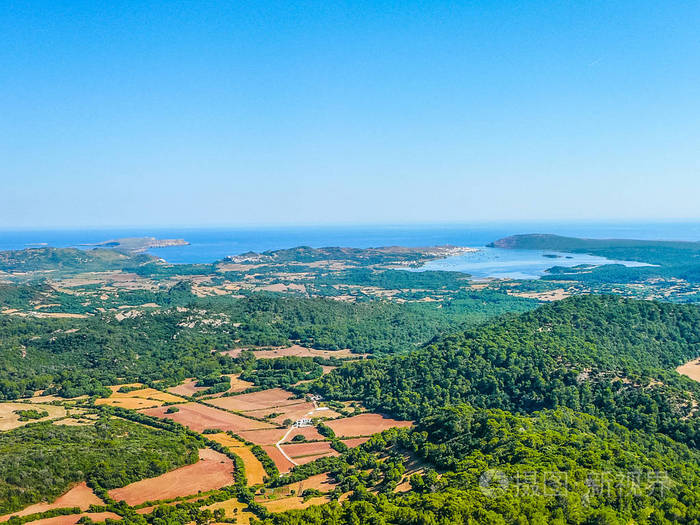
<box><xmin>1</xmin><ymin>1</ymin><xmax>699</xmax><ymax>229</ymax></box>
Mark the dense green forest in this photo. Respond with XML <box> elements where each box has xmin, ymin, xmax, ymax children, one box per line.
<box><xmin>0</xmin><ymin>418</ymin><xmax>198</xmax><ymax>514</ymax></box>
<box><xmin>0</xmin><ymin>292</ymin><xmax>535</xmax><ymax>399</ymax></box>
<box><xmin>260</xmin><ymin>406</ymin><xmax>700</xmax><ymax>524</ymax></box>
<box><xmin>313</xmin><ymin>296</ymin><xmax>700</xmax><ymax>447</ymax></box>
<box><xmin>209</xmin><ymin>293</ymin><xmax>536</xmax><ymax>352</ymax></box>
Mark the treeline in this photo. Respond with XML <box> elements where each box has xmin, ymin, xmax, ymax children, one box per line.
<box><xmin>0</xmin><ymin>309</ymin><xmax>242</xmax><ymax>399</ymax></box>
<box><xmin>240</xmin><ymin>356</ymin><xmax>323</xmax><ymax>389</ymax></box>
<box><xmin>313</xmin><ymin>268</ymin><xmax>471</xmax><ymax>291</ymax></box>
<box><xmin>206</xmin><ymin>293</ymin><xmax>536</xmax><ymax>354</ymax></box>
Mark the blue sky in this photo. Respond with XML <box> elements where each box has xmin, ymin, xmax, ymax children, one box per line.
<box><xmin>1</xmin><ymin>1</ymin><xmax>699</xmax><ymax>228</ymax></box>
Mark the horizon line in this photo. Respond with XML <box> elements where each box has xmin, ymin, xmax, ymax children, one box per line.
<box><xmin>3</xmin><ymin>217</ymin><xmax>700</xmax><ymax>232</ymax></box>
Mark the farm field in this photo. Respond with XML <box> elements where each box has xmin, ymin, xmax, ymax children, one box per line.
<box><xmin>222</xmin><ymin>345</ymin><xmax>362</xmax><ymax>359</ymax></box>
<box><xmin>108</xmin><ymin>449</ymin><xmax>234</xmax><ymax>506</ymax></box>
<box><xmin>203</xmin><ymin>498</ymin><xmax>255</xmax><ymax>524</ymax></box>
<box><xmin>168</xmin><ymin>374</ymin><xmax>254</xmax><ymax>398</ymax></box>
<box><xmin>25</xmin><ymin>512</ymin><xmax>122</xmax><ymax>525</ymax></box>
<box><xmin>280</xmin><ymin>441</ymin><xmax>338</xmax><ymax>465</ymax></box>
<box><xmin>95</xmin><ymin>397</ymin><xmax>163</xmax><ymax>409</ymax></box>
<box><xmin>206</xmin><ymin>388</ymin><xmax>301</xmax><ymax>412</ymax></box>
<box><xmin>105</xmin><ymin>385</ymin><xmax>184</xmax><ymax>402</ymax></box>
<box><xmin>260</xmin><ymin>496</ymin><xmax>330</xmax><ymax>513</ymax></box>
<box><xmin>219</xmin><ymin>374</ymin><xmax>256</xmax><ymax>395</ymax></box>
<box><xmin>237</xmin><ymin>428</ymin><xmax>287</xmax><ymax>445</ymax></box>
<box><xmin>238</xmin><ymin>423</ymin><xmax>326</xmax><ymax>446</ymax></box>
<box><xmin>283</xmin><ymin>425</ymin><xmax>325</xmax><ymax>443</ymax></box>
<box><xmin>95</xmin><ymin>385</ymin><xmax>185</xmax><ymax>409</ymax></box>
<box><xmin>0</xmin><ymin>402</ymin><xmax>67</xmax><ymax>431</ymax></box>
<box><xmin>207</xmin><ymin>433</ymin><xmax>267</xmax><ymax>485</ymax></box>
<box><xmin>0</xmin><ymin>483</ymin><xmax>102</xmax><ymax>522</ymax></box>
<box><xmin>141</xmin><ymin>402</ymin><xmax>275</xmax><ymax>433</ymax></box>
<box><xmin>133</xmin><ymin>493</ymin><xmax>209</xmax><ymax>515</ymax></box>
<box><xmin>264</xmin><ymin>473</ymin><xmax>337</xmax><ymax>499</ymax></box>
<box><xmin>262</xmin><ymin>445</ymin><xmax>295</xmax><ymax>473</ymax></box>
<box><xmin>243</xmin><ymin>401</ymin><xmax>340</xmax><ymax>425</ymax></box>
<box><xmin>167</xmin><ymin>378</ymin><xmax>207</xmax><ymax>397</ymax></box>
<box><xmin>29</xmin><ymin>394</ymin><xmax>86</xmax><ymax>404</ymax></box>
<box><xmin>325</xmin><ymin>413</ymin><xmax>413</xmax><ymax>437</ymax></box>
<box><xmin>341</xmin><ymin>437</ymin><xmax>371</xmax><ymax>447</ymax></box>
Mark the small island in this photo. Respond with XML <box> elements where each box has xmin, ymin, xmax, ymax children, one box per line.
<box><xmin>81</xmin><ymin>237</ymin><xmax>189</xmax><ymax>253</ymax></box>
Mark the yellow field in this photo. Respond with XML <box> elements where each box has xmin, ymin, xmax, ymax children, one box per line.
<box><xmin>95</xmin><ymin>385</ymin><xmax>186</xmax><ymax>409</ymax></box>
<box><xmin>261</xmin><ymin>496</ymin><xmax>329</xmax><ymax>513</ymax></box>
<box><xmin>224</xmin><ymin>374</ymin><xmax>256</xmax><ymax>394</ymax></box>
<box><xmin>95</xmin><ymin>397</ymin><xmax>163</xmax><ymax>409</ymax></box>
<box><xmin>106</xmin><ymin>385</ymin><xmax>185</xmax><ymax>403</ymax></box>
<box><xmin>30</xmin><ymin>394</ymin><xmax>87</xmax><ymax>404</ymax></box>
<box><xmin>0</xmin><ymin>402</ymin><xmax>66</xmax><ymax>431</ymax></box>
<box><xmin>204</xmin><ymin>498</ymin><xmax>255</xmax><ymax>524</ymax></box>
<box><xmin>208</xmin><ymin>433</ymin><xmax>267</xmax><ymax>485</ymax></box>
<box><xmin>262</xmin><ymin>473</ymin><xmax>337</xmax><ymax>499</ymax></box>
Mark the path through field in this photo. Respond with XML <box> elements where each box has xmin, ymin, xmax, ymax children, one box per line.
<box><xmin>275</xmin><ymin>397</ymin><xmax>330</xmax><ymax>468</ymax></box>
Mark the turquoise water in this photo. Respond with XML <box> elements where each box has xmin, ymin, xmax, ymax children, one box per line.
<box><xmin>413</xmin><ymin>247</ymin><xmax>653</xmax><ymax>280</ymax></box>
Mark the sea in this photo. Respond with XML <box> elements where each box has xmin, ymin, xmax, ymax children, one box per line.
<box><xmin>1</xmin><ymin>221</ymin><xmax>699</xmax><ymax>280</ymax></box>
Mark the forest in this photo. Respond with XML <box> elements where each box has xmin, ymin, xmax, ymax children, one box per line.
<box><xmin>313</xmin><ymin>296</ymin><xmax>700</xmax><ymax>447</ymax></box>
<box><xmin>0</xmin><ymin>418</ymin><xmax>199</xmax><ymax>514</ymax></box>
<box><xmin>259</xmin><ymin>406</ymin><xmax>700</xmax><ymax>524</ymax></box>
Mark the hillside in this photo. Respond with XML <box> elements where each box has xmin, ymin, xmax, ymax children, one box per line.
<box><xmin>258</xmin><ymin>406</ymin><xmax>700</xmax><ymax>524</ymax></box>
<box><xmin>314</xmin><ymin>295</ymin><xmax>700</xmax><ymax>446</ymax></box>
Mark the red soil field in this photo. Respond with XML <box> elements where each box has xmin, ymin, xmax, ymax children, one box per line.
<box><xmin>108</xmin><ymin>449</ymin><xmax>234</xmax><ymax>506</ymax></box>
<box><xmin>279</xmin><ymin>442</ymin><xmax>339</xmax><ymax>465</ymax></box>
<box><xmin>294</xmin><ymin>451</ymin><xmax>339</xmax><ymax>465</ymax></box>
<box><xmin>29</xmin><ymin>513</ymin><xmax>121</xmax><ymax>525</ymax></box>
<box><xmin>243</xmin><ymin>401</ymin><xmax>317</xmax><ymax>423</ymax></box>
<box><xmin>326</xmin><ymin>413</ymin><xmax>413</xmax><ymax>437</ymax></box>
<box><xmin>211</xmin><ymin>374</ymin><xmax>255</xmax><ymax>397</ymax></box>
<box><xmin>281</xmin><ymin>441</ymin><xmax>336</xmax><ymax>459</ymax></box>
<box><xmin>266</xmin><ymin>473</ymin><xmax>338</xmax><ymax>498</ymax></box>
<box><xmin>262</xmin><ymin>445</ymin><xmax>295</xmax><ymax>474</ymax></box>
<box><xmin>140</xmin><ymin>402</ymin><xmax>274</xmax><ymax>433</ymax></box>
<box><xmin>342</xmin><ymin>437</ymin><xmax>371</xmax><ymax>448</ymax></box>
<box><xmin>168</xmin><ymin>375</ymin><xmax>255</xmax><ymax>399</ymax></box>
<box><xmin>283</xmin><ymin>426</ymin><xmax>325</xmax><ymax>443</ymax></box>
<box><xmin>167</xmin><ymin>379</ymin><xmax>206</xmax><ymax>397</ymax></box>
<box><xmin>237</xmin><ymin>428</ymin><xmax>288</xmax><ymax>445</ymax></box>
<box><xmin>207</xmin><ymin>388</ymin><xmax>301</xmax><ymax>412</ymax></box>
<box><xmin>239</xmin><ymin>425</ymin><xmax>323</xmax><ymax>445</ymax></box>
<box><xmin>0</xmin><ymin>483</ymin><xmax>102</xmax><ymax>522</ymax></box>
<box><xmin>223</xmin><ymin>345</ymin><xmax>361</xmax><ymax>359</ymax></box>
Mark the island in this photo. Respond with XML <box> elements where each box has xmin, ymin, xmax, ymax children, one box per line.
<box><xmin>81</xmin><ymin>237</ymin><xmax>189</xmax><ymax>253</ymax></box>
